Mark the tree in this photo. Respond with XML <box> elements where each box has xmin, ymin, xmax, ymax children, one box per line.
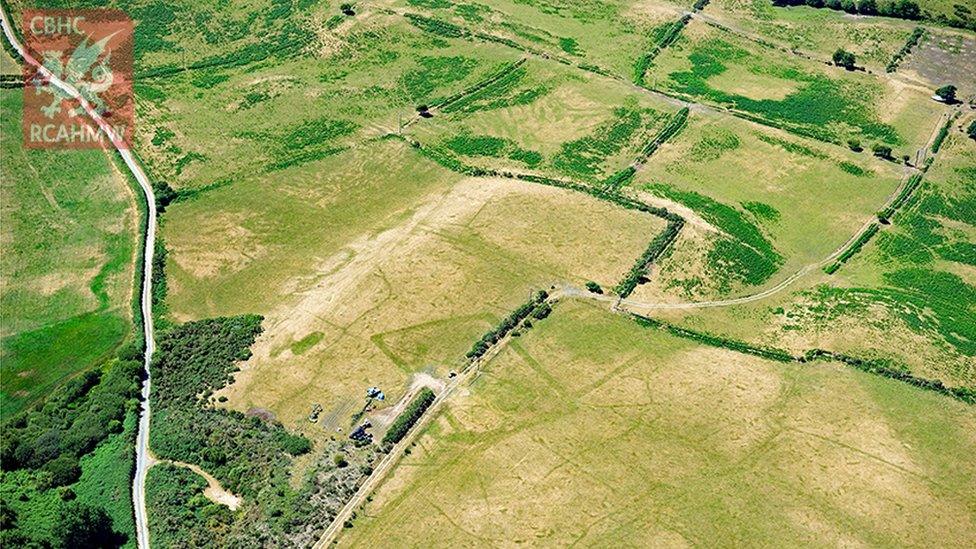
<box><xmin>935</xmin><ymin>84</ymin><xmax>957</xmax><ymax>102</ymax></box>
<box><xmin>872</xmin><ymin>143</ymin><xmax>892</xmax><ymax>158</ymax></box>
<box><xmin>41</xmin><ymin>455</ymin><xmax>81</xmax><ymax>489</ymax></box>
<box><xmin>967</xmin><ymin>120</ymin><xmax>976</xmax><ymax>141</ymax></box>
<box><xmin>833</xmin><ymin>49</ymin><xmax>856</xmax><ymax>70</ymax></box>
<box><xmin>857</xmin><ymin>0</ymin><xmax>877</xmax><ymax>14</ymax></box>
<box><xmin>886</xmin><ymin>0</ymin><xmax>921</xmax><ymax>19</ymax></box>
<box><xmin>52</xmin><ymin>502</ymin><xmax>124</xmax><ymax>549</ymax></box>
<box><xmin>847</xmin><ymin>138</ymin><xmax>863</xmax><ymax>152</ymax></box>
<box><xmin>584</xmin><ymin>281</ymin><xmax>603</xmax><ymax>294</ymax></box>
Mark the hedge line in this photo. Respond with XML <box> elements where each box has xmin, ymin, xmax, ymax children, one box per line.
<box><xmin>877</xmin><ymin>173</ymin><xmax>922</xmax><ymax>222</ymax></box>
<box><xmin>930</xmin><ymin>113</ymin><xmax>957</xmax><ymax>154</ymax></box>
<box><xmin>824</xmin><ymin>223</ymin><xmax>879</xmax><ymax>274</ymax></box>
<box><xmin>604</xmin><ymin>107</ymin><xmax>691</xmax><ymax>192</ymax></box>
<box><xmin>433</xmin><ymin>59</ymin><xmax>527</xmax><ymax>111</ymax></box>
<box><xmin>633</xmin><ymin>15</ymin><xmax>691</xmax><ymax>86</ymax></box>
<box><xmin>382</xmin><ymin>388</ymin><xmax>436</xmax><ymax>445</ymax></box>
<box><xmin>632</xmin><ymin>314</ymin><xmax>796</xmax><ymax>362</ymax></box>
<box><xmin>886</xmin><ymin>27</ymin><xmax>924</xmax><ymax>73</ymax></box>
<box><xmin>396</xmin><ymin>135</ymin><xmax>682</xmax><ymax>225</ymax></box>
<box><xmin>466</xmin><ymin>290</ymin><xmax>549</xmax><ymax>360</ymax></box>
<box><xmin>631</xmin><ymin>314</ymin><xmax>973</xmax><ymax>404</ymax></box>
<box><xmin>614</xmin><ymin>219</ymin><xmax>684</xmax><ymax>297</ymax></box>
<box><xmin>803</xmin><ymin>350</ymin><xmax>975</xmax><ymax>404</ymax></box>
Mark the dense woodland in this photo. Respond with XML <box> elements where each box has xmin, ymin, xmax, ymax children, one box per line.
<box><xmin>1</xmin><ymin>345</ymin><xmax>144</xmax><ymax>547</ymax></box>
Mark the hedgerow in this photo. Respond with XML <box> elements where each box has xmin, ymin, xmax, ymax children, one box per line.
<box><xmin>886</xmin><ymin>27</ymin><xmax>924</xmax><ymax>73</ymax></box>
<box><xmin>802</xmin><ymin>349</ymin><xmax>974</xmax><ymax>404</ymax></box>
<box><xmin>877</xmin><ymin>173</ymin><xmax>922</xmax><ymax>222</ymax></box>
<box><xmin>632</xmin><ymin>314</ymin><xmax>796</xmax><ymax>362</ymax></box>
<box><xmin>930</xmin><ymin>113</ymin><xmax>957</xmax><ymax>154</ymax></box>
<box><xmin>824</xmin><ymin>223</ymin><xmax>879</xmax><ymax>274</ymax></box>
<box><xmin>614</xmin><ymin>219</ymin><xmax>684</xmax><ymax>297</ymax></box>
<box><xmin>466</xmin><ymin>290</ymin><xmax>549</xmax><ymax>360</ymax></box>
<box><xmin>382</xmin><ymin>388</ymin><xmax>436</xmax><ymax>445</ymax></box>
<box><xmin>633</xmin><ymin>16</ymin><xmax>691</xmax><ymax>86</ymax></box>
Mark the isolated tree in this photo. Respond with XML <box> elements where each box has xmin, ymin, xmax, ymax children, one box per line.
<box><xmin>935</xmin><ymin>84</ymin><xmax>957</xmax><ymax>102</ymax></box>
<box><xmin>967</xmin><ymin>120</ymin><xmax>976</xmax><ymax>141</ymax></box>
<box><xmin>872</xmin><ymin>143</ymin><xmax>893</xmax><ymax>158</ymax></box>
<box><xmin>833</xmin><ymin>49</ymin><xmax>856</xmax><ymax>70</ymax></box>
<box><xmin>847</xmin><ymin>138</ymin><xmax>863</xmax><ymax>152</ymax></box>
<box><xmin>585</xmin><ymin>281</ymin><xmax>603</xmax><ymax>294</ymax></box>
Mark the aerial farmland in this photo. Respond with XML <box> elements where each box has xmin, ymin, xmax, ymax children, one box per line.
<box><xmin>0</xmin><ymin>0</ymin><xmax>973</xmax><ymax>547</ymax></box>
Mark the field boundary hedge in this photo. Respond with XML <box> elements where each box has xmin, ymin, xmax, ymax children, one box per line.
<box><xmin>382</xmin><ymin>388</ymin><xmax>436</xmax><ymax>445</ymax></box>
<box><xmin>877</xmin><ymin>173</ymin><xmax>922</xmax><ymax>222</ymax></box>
<box><xmin>604</xmin><ymin>107</ymin><xmax>690</xmax><ymax>192</ymax></box>
<box><xmin>433</xmin><ymin>58</ymin><xmax>527</xmax><ymax>112</ymax></box>
<box><xmin>615</xmin><ymin>219</ymin><xmax>684</xmax><ymax>297</ymax></box>
<box><xmin>629</xmin><ymin>313</ymin><xmax>973</xmax><ymax>403</ymax></box>
<box><xmin>466</xmin><ymin>290</ymin><xmax>549</xmax><ymax>361</ymax></box>
<box><xmin>886</xmin><ymin>27</ymin><xmax>924</xmax><ymax>72</ymax></box>
<box><xmin>930</xmin><ymin>112</ymin><xmax>957</xmax><ymax>154</ymax></box>
<box><xmin>824</xmin><ymin>223</ymin><xmax>879</xmax><ymax>274</ymax></box>
<box><xmin>803</xmin><ymin>349</ymin><xmax>975</xmax><ymax>403</ymax></box>
<box><xmin>633</xmin><ymin>15</ymin><xmax>691</xmax><ymax>86</ymax></box>
<box><xmin>632</xmin><ymin>314</ymin><xmax>796</xmax><ymax>362</ymax></box>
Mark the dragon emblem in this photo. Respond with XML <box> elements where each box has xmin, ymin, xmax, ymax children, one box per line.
<box><xmin>32</xmin><ymin>31</ymin><xmax>117</xmax><ymax>119</ymax></box>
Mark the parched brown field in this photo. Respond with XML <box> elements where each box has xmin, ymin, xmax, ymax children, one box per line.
<box><xmin>341</xmin><ymin>300</ymin><xmax>976</xmax><ymax>547</ymax></box>
<box><xmin>166</xmin><ymin>139</ymin><xmax>667</xmax><ymax>433</ymax></box>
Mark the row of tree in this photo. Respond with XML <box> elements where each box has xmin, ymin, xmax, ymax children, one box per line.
<box><xmin>772</xmin><ymin>0</ymin><xmax>921</xmax><ymax>20</ymax></box>
<box><xmin>382</xmin><ymin>388</ymin><xmax>436</xmax><ymax>445</ymax></box>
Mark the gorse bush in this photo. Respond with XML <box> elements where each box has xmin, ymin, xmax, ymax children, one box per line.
<box><xmin>150</xmin><ymin>316</ymin><xmax>312</xmax><ymax>499</ymax></box>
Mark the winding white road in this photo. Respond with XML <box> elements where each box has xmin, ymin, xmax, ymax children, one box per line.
<box><xmin>0</xmin><ymin>10</ymin><xmax>157</xmax><ymax>549</ymax></box>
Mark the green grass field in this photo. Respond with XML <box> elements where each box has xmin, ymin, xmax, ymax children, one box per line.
<box><xmin>0</xmin><ymin>90</ymin><xmax>138</xmax><ymax>417</ymax></box>
<box><xmin>710</xmin><ymin>1</ymin><xmax>920</xmax><ymax>70</ymax></box>
<box><xmin>637</xmin><ymin>115</ymin><xmax>976</xmax><ymax>389</ymax></box>
<box><xmin>408</xmin><ymin>58</ymin><xmax>680</xmax><ymax>183</ymax></box>
<box><xmin>643</xmin><ymin>18</ymin><xmax>945</xmax><ymax>156</ymax></box>
<box><xmin>343</xmin><ymin>300</ymin><xmax>976</xmax><ymax>546</ymax></box>
<box><xmin>629</xmin><ymin>110</ymin><xmax>902</xmax><ymax>297</ymax></box>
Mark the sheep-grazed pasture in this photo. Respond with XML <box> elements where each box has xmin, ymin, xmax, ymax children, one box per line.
<box><xmin>407</xmin><ymin>58</ymin><xmax>681</xmax><ymax>184</ymax></box>
<box><xmin>643</xmin><ymin>18</ymin><xmax>946</xmax><ymax>157</ymax></box>
<box><xmin>162</xmin><ymin>139</ymin><xmax>667</xmax><ymax>432</ymax></box>
<box><xmin>708</xmin><ymin>1</ymin><xmax>920</xmax><ymax>71</ymax></box>
<box><xmin>0</xmin><ymin>90</ymin><xmax>138</xmax><ymax>417</ymax></box>
<box><xmin>133</xmin><ymin>13</ymin><xmax>523</xmax><ymax>192</ymax></box>
<box><xmin>635</xmin><ymin>119</ymin><xmax>976</xmax><ymax>391</ymax></box>
<box><xmin>627</xmin><ymin>111</ymin><xmax>902</xmax><ymax>298</ymax></box>
<box><xmin>341</xmin><ymin>300</ymin><xmax>976</xmax><ymax>547</ymax></box>
<box><xmin>386</xmin><ymin>0</ymin><xmax>689</xmax><ymax>80</ymax></box>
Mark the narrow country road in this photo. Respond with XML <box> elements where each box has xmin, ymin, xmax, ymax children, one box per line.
<box><xmin>0</xmin><ymin>10</ymin><xmax>158</xmax><ymax>549</ymax></box>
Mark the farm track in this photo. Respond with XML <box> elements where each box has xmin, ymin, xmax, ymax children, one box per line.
<box><xmin>0</xmin><ymin>9</ymin><xmax>158</xmax><ymax>549</ymax></box>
